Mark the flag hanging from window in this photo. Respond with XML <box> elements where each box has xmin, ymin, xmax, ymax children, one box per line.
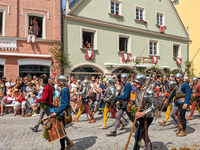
<box><xmin>152</xmin><ymin>56</ymin><xmax>158</xmax><ymax>64</ymax></box>
<box><xmin>122</xmin><ymin>53</ymin><xmax>129</xmax><ymax>62</ymax></box>
<box><xmin>176</xmin><ymin>58</ymin><xmax>181</xmax><ymax>64</ymax></box>
<box><xmin>159</xmin><ymin>25</ymin><xmax>165</xmax><ymax>33</ymax></box>
<box><xmin>85</xmin><ymin>50</ymin><xmax>94</xmax><ymax>59</ymax></box>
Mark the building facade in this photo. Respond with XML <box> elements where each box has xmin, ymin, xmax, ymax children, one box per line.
<box><xmin>0</xmin><ymin>0</ymin><xmax>61</xmax><ymax>79</ymax></box>
<box><xmin>64</xmin><ymin>0</ymin><xmax>190</xmax><ymax>80</ymax></box>
<box><xmin>173</xmin><ymin>0</ymin><xmax>200</xmax><ymax>76</ymax></box>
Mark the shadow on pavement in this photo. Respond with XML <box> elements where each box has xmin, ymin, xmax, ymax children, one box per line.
<box><xmin>151</xmin><ymin>141</ymin><xmax>172</xmax><ymax>150</ymax></box>
<box><xmin>71</xmin><ymin>136</ymin><xmax>97</xmax><ymax>149</ymax></box>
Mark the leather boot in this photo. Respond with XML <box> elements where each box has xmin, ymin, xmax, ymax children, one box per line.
<box><xmin>66</xmin><ymin>139</ymin><xmax>74</xmax><ymax>150</ymax></box>
<box><xmin>119</xmin><ymin>122</ymin><xmax>125</xmax><ymax>130</ymax></box>
<box><xmin>158</xmin><ymin>120</ymin><xmax>166</xmax><ymax>126</ymax></box>
<box><xmin>177</xmin><ymin>130</ymin><xmax>186</xmax><ymax>136</ymax></box>
<box><xmin>105</xmin><ymin>131</ymin><xmax>116</xmax><ymax>136</ymax></box>
<box><xmin>98</xmin><ymin>125</ymin><xmax>107</xmax><ymax>129</ymax></box>
<box><xmin>29</xmin><ymin>125</ymin><xmax>38</xmax><ymax>132</ymax></box>
<box><xmin>72</xmin><ymin>117</ymin><xmax>78</xmax><ymax>122</ymax></box>
<box><xmin>186</xmin><ymin>116</ymin><xmax>192</xmax><ymax>120</ymax></box>
<box><xmin>175</xmin><ymin>124</ymin><xmax>182</xmax><ymax>135</ymax></box>
<box><xmin>88</xmin><ymin>118</ymin><xmax>95</xmax><ymax>123</ymax></box>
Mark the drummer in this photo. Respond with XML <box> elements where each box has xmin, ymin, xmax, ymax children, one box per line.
<box><xmin>50</xmin><ymin>75</ymin><xmax>73</xmax><ymax>150</ymax></box>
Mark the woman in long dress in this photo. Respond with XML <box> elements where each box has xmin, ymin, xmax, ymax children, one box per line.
<box><xmin>32</xmin><ymin>17</ymin><xmax>38</xmax><ymax>36</ymax></box>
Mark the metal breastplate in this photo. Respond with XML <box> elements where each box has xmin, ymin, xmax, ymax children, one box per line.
<box><xmin>104</xmin><ymin>86</ymin><xmax>116</xmax><ymax>102</ymax></box>
<box><xmin>176</xmin><ymin>84</ymin><xmax>185</xmax><ymax>103</ymax></box>
<box><xmin>135</xmin><ymin>89</ymin><xmax>148</xmax><ymax>110</ymax></box>
<box><xmin>192</xmin><ymin>86</ymin><xmax>197</xmax><ymax>94</ymax></box>
<box><xmin>120</xmin><ymin>86</ymin><xmax>125</xmax><ymax>96</ymax></box>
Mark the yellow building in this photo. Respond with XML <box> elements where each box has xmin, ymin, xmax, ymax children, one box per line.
<box><xmin>173</xmin><ymin>0</ymin><xmax>200</xmax><ymax>76</ymax></box>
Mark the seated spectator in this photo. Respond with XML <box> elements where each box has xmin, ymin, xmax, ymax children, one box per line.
<box><xmin>70</xmin><ymin>89</ymin><xmax>79</xmax><ymax>115</ymax></box>
<box><xmin>5</xmin><ymin>78</ymin><xmax>15</xmax><ymax>93</ymax></box>
<box><xmin>26</xmin><ymin>82</ymin><xmax>33</xmax><ymax>98</ymax></box>
<box><xmin>27</xmin><ymin>26</ymin><xmax>35</xmax><ymax>43</ymax></box>
<box><xmin>5</xmin><ymin>91</ymin><xmax>12</xmax><ymax>104</ymax></box>
<box><xmin>14</xmin><ymin>89</ymin><xmax>27</xmax><ymax>117</ymax></box>
<box><xmin>30</xmin><ymin>94</ymin><xmax>40</xmax><ymax>114</ymax></box>
<box><xmin>15</xmin><ymin>78</ymin><xmax>22</xmax><ymax>91</ymax></box>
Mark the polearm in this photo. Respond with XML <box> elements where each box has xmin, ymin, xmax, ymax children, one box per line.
<box><xmin>155</xmin><ymin>48</ymin><xmax>200</xmax><ymax>121</ymax></box>
<box><xmin>124</xmin><ymin>72</ymin><xmax>153</xmax><ymax>150</ymax></box>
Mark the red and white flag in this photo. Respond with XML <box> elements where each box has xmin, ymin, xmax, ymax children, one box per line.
<box><xmin>152</xmin><ymin>56</ymin><xmax>158</xmax><ymax>64</ymax></box>
<box><xmin>176</xmin><ymin>58</ymin><xmax>181</xmax><ymax>64</ymax></box>
<box><xmin>159</xmin><ymin>25</ymin><xmax>165</xmax><ymax>33</ymax></box>
<box><xmin>122</xmin><ymin>53</ymin><xmax>129</xmax><ymax>62</ymax></box>
<box><xmin>85</xmin><ymin>50</ymin><xmax>94</xmax><ymax>59</ymax></box>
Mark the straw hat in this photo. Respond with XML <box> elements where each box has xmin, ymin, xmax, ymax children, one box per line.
<box><xmin>14</xmin><ymin>89</ymin><xmax>19</xmax><ymax>92</ymax></box>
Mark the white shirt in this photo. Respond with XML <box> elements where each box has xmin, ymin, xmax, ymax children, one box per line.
<box><xmin>54</xmin><ymin>84</ymin><xmax>61</xmax><ymax>97</ymax></box>
<box><xmin>70</xmin><ymin>83</ymin><xmax>77</xmax><ymax>92</ymax></box>
<box><xmin>5</xmin><ymin>82</ymin><xmax>15</xmax><ymax>93</ymax></box>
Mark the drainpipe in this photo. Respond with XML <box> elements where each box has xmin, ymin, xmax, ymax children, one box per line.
<box><xmin>61</xmin><ymin>0</ymin><xmax>64</xmax><ymax>75</ymax></box>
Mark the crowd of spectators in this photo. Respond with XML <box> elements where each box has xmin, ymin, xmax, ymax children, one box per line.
<box><xmin>0</xmin><ymin>73</ymin><xmax>184</xmax><ymax>117</ymax></box>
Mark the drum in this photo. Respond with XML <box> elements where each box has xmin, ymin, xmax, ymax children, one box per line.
<box><xmin>41</xmin><ymin>117</ymin><xmax>66</xmax><ymax>143</ymax></box>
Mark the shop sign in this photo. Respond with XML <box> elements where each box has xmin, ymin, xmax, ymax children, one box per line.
<box><xmin>0</xmin><ymin>39</ymin><xmax>17</xmax><ymax>50</ymax></box>
<box><xmin>129</xmin><ymin>56</ymin><xmax>152</xmax><ymax>64</ymax></box>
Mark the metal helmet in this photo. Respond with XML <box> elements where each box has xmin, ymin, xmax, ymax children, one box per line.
<box><xmin>169</xmin><ymin>81</ymin><xmax>176</xmax><ymax>86</ymax></box>
<box><xmin>175</xmin><ymin>73</ymin><xmax>183</xmax><ymax>80</ymax></box>
<box><xmin>192</xmin><ymin>77</ymin><xmax>198</xmax><ymax>84</ymax></box>
<box><xmin>82</xmin><ymin>80</ymin><xmax>89</xmax><ymax>87</ymax></box>
<box><xmin>134</xmin><ymin>74</ymin><xmax>146</xmax><ymax>85</ymax></box>
<box><xmin>121</xmin><ymin>73</ymin><xmax>128</xmax><ymax>83</ymax></box>
<box><xmin>106</xmin><ymin>77</ymin><xmax>114</xmax><ymax>86</ymax></box>
<box><xmin>146</xmin><ymin>76</ymin><xmax>153</xmax><ymax>83</ymax></box>
<box><xmin>57</xmin><ymin>75</ymin><xmax>67</xmax><ymax>86</ymax></box>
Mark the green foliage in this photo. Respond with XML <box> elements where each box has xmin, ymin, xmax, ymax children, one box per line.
<box><xmin>138</xmin><ymin>141</ymin><xmax>142</xmax><ymax>147</ymax></box>
<box><xmin>48</xmin><ymin>39</ymin><xmax>70</xmax><ymax>73</ymax></box>
<box><xmin>136</xmin><ymin>67</ymin><xmax>147</xmax><ymax>75</ymax></box>
<box><xmin>169</xmin><ymin>104</ymin><xmax>173</xmax><ymax>109</ymax></box>
<box><xmin>32</xmin><ymin>109</ymin><xmax>36</xmax><ymax>115</ymax></box>
<box><xmin>130</xmin><ymin>106</ymin><xmax>137</xmax><ymax>116</ymax></box>
<box><xmin>150</xmin><ymin>65</ymin><xmax>158</xmax><ymax>71</ymax></box>
<box><xmin>40</xmin><ymin>104</ymin><xmax>47</xmax><ymax>110</ymax></box>
<box><xmin>163</xmin><ymin>68</ymin><xmax>171</xmax><ymax>78</ymax></box>
<box><xmin>42</xmin><ymin>130</ymin><xmax>48</xmax><ymax>140</ymax></box>
<box><xmin>184</xmin><ymin>61</ymin><xmax>195</xmax><ymax>78</ymax></box>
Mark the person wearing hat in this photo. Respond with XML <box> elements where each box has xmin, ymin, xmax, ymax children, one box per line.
<box><xmin>170</xmin><ymin>73</ymin><xmax>191</xmax><ymax>136</ymax></box>
<box><xmin>30</xmin><ymin>77</ymin><xmax>53</xmax><ymax>132</ymax></box>
<box><xmin>13</xmin><ymin>88</ymin><xmax>27</xmax><ymax>117</ymax></box>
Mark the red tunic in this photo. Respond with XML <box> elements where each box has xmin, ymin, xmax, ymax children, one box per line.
<box><xmin>36</xmin><ymin>84</ymin><xmax>53</xmax><ymax>105</ymax></box>
<box><xmin>14</xmin><ymin>95</ymin><xmax>26</xmax><ymax>103</ymax></box>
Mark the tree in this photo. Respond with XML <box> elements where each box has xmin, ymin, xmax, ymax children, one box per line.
<box><xmin>136</xmin><ymin>67</ymin><xmax>147</xmax><ymax>75</ymax></box>
<box><xmin>184</xmin><ymin>60</ymin><xmax>195</xmax><ymax>78</ymax></box>
<box><xmin>48</xmin><ymin>40</ymin><xmax>70</xmax><ymax>75</ymax></box>
<box><xmin>163</xmin><ymin>68</ymin><xmax>171</xmax><ymax>78</ymax></box>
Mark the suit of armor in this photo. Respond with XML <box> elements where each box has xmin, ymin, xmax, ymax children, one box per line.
<box><xmin>99</xmin><ymin>85</ymin><xmax>124</xmax><ymax>129</ymax></box>
<box><xmin>72</xmin><ymin>81</ymin><xmax>95</xmax><ymax>123</ymax></box>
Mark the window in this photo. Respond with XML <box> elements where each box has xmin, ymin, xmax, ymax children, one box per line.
<box><xmin>0</xmin><ymin>65</ymin><xmax>4</xmax><ymax>78</ymax></box>
<box><xmin>173</xmin><ymin>44</ymin><xmax>181</xmax><ymax>58</ymax></box>
<box><xmin>81</xmin><ymin>28</ymin><xmax>97</xmax><ymax>50</ymax></box>
<box><xmin>110</xmin><ymin>1</ymin><xmax>120</xmax><ymax>15</ymax></box>
<box><xmin>157</xmin><ymin>13</ymin><xmax>164</xmax><ymax>26</ymax></box>
<box><xmin>149</xmin><ymin>40</ymin><xmax>158</xmax><ymax>55</ymax></box>
<box><xmin>82</xmin><ymin>31</ymin><xmax>94</xmax><ymax>49</ymax></box>
<box><xmin>119</xmin><ymin>37</ymin><xmax>128</xmax><ymax>52</ymax></box>
<box><xmin>0</xmin><ymin>10</ymin><xmax>5</xmax><ymax>36</ymax></box>
<box><xmin>28</xmin><ymin>16</ymin><xmax>43</xmax><ymax>38</ymax></box>
<box><xmin>136</xmin><ymin>7</ymin><xmax>144</xmax><ymax>20</ymax></box>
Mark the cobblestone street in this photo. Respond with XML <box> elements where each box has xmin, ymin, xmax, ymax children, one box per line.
<box><xmin>0</xmin><ymin>111</ymin><xmax>200</xmax><ymax>150</ymax></box>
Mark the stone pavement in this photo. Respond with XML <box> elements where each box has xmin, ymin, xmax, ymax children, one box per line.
<box><xmin>0</xmin><ymin>110</ymin><xmax>200</xmax><ymax>150</ymax></box>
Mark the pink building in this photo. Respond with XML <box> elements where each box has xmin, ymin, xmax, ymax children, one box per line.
<box><xmin>0</xmin><ymin>0</ymin><xmax>61</xmax><ymax>79</ymax></box>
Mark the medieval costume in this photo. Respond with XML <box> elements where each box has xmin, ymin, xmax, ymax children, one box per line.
<box><xmin>106</xmin><ymin>73</ymin><xmax>136</xmax><ymax>136</ymax></box>
<box><xmin>72</xmin><ymin>80</ymin><xmax>95</xmax><ymax>123</ymax></box>
<box><xmin>30</xmin><ymin>77</ymin><xmax>53</xmax><ymax>132</ymax></box>
<box><xmin>133</xmin><ymin>74</ymin><xmax>157</xmax><ymax>150</ymax></box>
<box><xmin>98</xmin><ymin>77</ymin><xmax>124</xmax><ymax>129</ymax></box>
<box><xmin>50</xmin><ymin>75</ymin><xmax>73</xmax><ymax>150</ymax></box>
<box><xmin>186</xmin><ymin>77</ymin><xmax>200</xmax><ymax>120</ymax></box>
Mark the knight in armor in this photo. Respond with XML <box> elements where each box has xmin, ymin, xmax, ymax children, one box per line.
<box><xmin>72</xmin><ymin>79</ymin><xmax>95</xmax><ymax>123</ymax></box>
<box><xmin>106</xmin><ymin>73</ymin><xmax>137</xmax><ymax>136</ymax></box>
<box><xmin>158</xmin><ymin>81</ymin><xmax>181</xmax><ymax>126</ymax></box>
<box><xmin>170</xmin><ymin>73</ymin><xmax>191</xmax><ymax>136</ymax></box>
<box><xmin>98</xmin><ymin>77</ymin><xmax>124</xmax><ymax>129</ymax></box>
<box><xmin>133</xmin><ymin>74</ymin><xmax>157</xmax><ymax>150</ymax></box>
<box><xmin>50</xmin><ymin>75</ymin><xmax>73</xmax><ymax>150</ymax></box>
<box><xmin>186</xmin><ymin>77</ymin><xmax>200</xmax><ymax>120</ymax></box>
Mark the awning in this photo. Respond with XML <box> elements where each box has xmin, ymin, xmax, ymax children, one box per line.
<box><xmin>0</xmin><ymin>53</ymin><xmax>51</xmax><ymax>58</ymax></box>
<box><xmin>105</xmin><ymin>63</ymin><xmax>171</xmax><ymax>69</ymax></box>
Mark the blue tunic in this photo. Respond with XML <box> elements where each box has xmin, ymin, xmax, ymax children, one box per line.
<box><xmin>55</xmin><ymin>86</ymin><xmax>70</xmax><ymax>116</ymax></box>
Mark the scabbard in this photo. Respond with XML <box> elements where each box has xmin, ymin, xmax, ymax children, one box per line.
<box><xmin>144</xmin><ymin>117</ymin><xmax>148</xmax><ymax>148</ymax></box>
